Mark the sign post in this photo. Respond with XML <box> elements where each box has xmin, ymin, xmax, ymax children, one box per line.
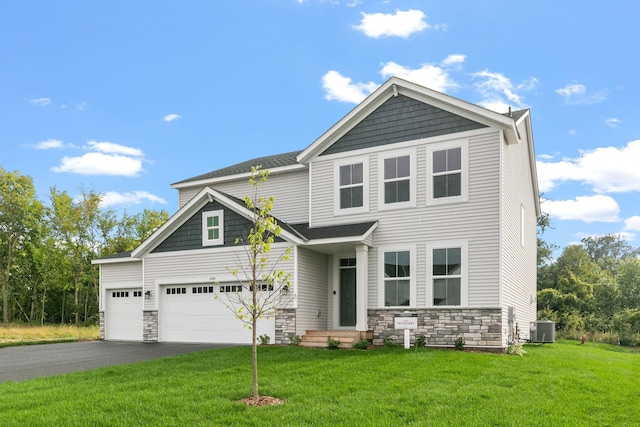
<box><xmin>394</xmin><ymin>312</ymin><xmax>418</xmax><ymax>349</ymax></box>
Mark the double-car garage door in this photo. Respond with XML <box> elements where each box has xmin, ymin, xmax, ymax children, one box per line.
<box><xmin>160</xmin><ymin>284</ymin><xmax>275</xmax><ymax>344</ymax></box>
<box><xmin>105</xmin><ymin>284</ymin><xmax>275</xmax><ymax>344</ymax></box>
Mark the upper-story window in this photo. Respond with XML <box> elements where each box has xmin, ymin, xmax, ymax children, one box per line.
<box><xmin>379</xmin><ymin>148</ymin><xmax>416</xmax><ymax>210</ymax></box>
<box><xmin>433</xmin><ymin>148</ymin><xmax>461</xmax><ymax>198</ymax></box>
<box><xmin>427</xmin><ymin>140</ymin><xmax>468</xmax><ymax>205</ymax></box>
<box><xmin>202</xmin><ymin>210</ymin><xmax>224</xmax><ymax>246</ymax></box>
<box><xmin>340</xmin><ymin>163</ymin><xmax>363</xmax><ymax>209</ymax></box>
<box><xmin>335</xmin><ymin>157</ymin><xmax>369</xmax><ymax>215</ymax></box>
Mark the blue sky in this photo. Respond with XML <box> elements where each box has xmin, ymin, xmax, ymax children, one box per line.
<box><xmin>2</xmin><ymin>1</ymin><xmax>639</xmax><ymax>253</ymax></box>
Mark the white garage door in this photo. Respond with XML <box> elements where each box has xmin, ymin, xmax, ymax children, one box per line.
<box><xmin>105</xmin><ymin>288</ymin><xmax>143</xmax><ymax>341</ymax></box>
<box><xmin>160</xmin><ymin>284</ymin><xmax>275</xmax><ymax>344</ymax></box>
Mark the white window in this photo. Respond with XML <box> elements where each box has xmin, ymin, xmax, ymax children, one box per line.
<box><xmin>378</xmin><ymin>148</ymin><xmax>416</xmax><ymax>210</ymax></box>
<box><xmin>334</xmin><ymin>157</ymin><xmax>369</xmax><ymax>215</ymax></box>
<box><xmin>427</xmin><ymin>140</ymin><xmax>468</xmax><ymax>205</ymax></box>
<box><xmin>427</xmin><ymin>241</ymin><xmax>468</xmax><ymax>307</ymax></box>
<box><xmin>378</xmin><ymin>245</ymin><xmax>416</xmax><ymax>307</ymax></box>
<box><xmin>202</xmin><ymin>210</ymin><xmax>224</xmax><ymax>246</ymax></box>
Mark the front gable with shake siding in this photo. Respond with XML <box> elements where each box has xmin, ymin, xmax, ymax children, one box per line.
<box><xmin>94</xmin><ymin>77</ymin><xmax>540</xmax><ymax>350</ymax></box>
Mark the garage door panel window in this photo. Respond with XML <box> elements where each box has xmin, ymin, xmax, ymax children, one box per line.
<box><xmin>166</xmin><ymin>287</ymin><xmax>187</xmax><ymax>295</ymax></box>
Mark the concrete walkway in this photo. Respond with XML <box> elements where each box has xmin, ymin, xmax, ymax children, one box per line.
<box><xmin>0</xmin><ymin>341</ymin><xmax>232</xmax><ymax>383</ymax></box>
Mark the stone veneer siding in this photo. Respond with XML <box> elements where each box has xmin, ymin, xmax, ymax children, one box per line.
<box><xmin>99</xmin><ymin>311</ymin><xmax>105</xmax><ymax>340</ymax></box>
<box><xmin>275</xmin><ymin>308</ymin><xmax>296</xmax><ymax>345</ymax></box>
<box><xmin>368</xmin><ymin>308</ymin><xmax>503</xmax><ymax>348</ymax></box>
<box><xmin>143</xmin><ymin>310</ymin><xmax>159</xmax><ymax>342</ymax></box>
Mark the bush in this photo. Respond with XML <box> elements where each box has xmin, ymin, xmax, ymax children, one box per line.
<box><xmin>454</xmin><ymin>337</ymin><xmax>465</xmax><ymax>351</ymax></box>
<box><xmin>414</xmin><ymin>334</ymin><xmax>427</xmax><ymax>348</ymax></box>
<box><xmin>327</xmin><ymin>336</ymin><xmax>341</xmax><ymax>350</ymax></box>
<box><xmin>383</xmin><ymin>338</ymin><xmax>398</xmax><ymax>348</ymax></box>
<box><xmin>258</xmin><ymin>334</ymin><xmax>271</xmax><ymax>345</ymax></box>
<box><xmin>352</xmin><ymin>339</ymin><xmax>370</xmax><ymax>350</ymax></box>
<box><xmin>289</xmin><ymin>335</ymin><xmax>302</xmax><ymax>346</ymax></box>
<box><xmin>506</xmin><ymin>342</ymin><xmax>527</xmax><ymax>356</ymax></box>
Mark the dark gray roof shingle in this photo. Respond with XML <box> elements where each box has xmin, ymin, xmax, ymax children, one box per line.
<box><xmin>290</xmin><ymin>222</ymin><xmax>377</xmax><ymax>240</ymax></box>
<box><xmin>173</xmin><ymin>150</ymin><xmax>303</xmax><ymax>185</ymax></box>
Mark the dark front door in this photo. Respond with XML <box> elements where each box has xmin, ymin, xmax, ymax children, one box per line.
<box><xmin>339</xmin><ymin>258</ymin><xmax>356</xmax><ymax>327</ymax></box>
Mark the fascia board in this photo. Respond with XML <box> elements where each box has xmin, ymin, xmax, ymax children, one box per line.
<box><xmin>131</xmin><ymin>186</ymin><xmax>214</xmax><ymax>258</ymax></box>
<box><xmin>298</xmin><ymin>76</ymin><xmax>517</xmax><ymax>164</ymax></box>
<box><xmin>91</xmin><ymin>257</ymin><xmax>141</xmax><ymax>265</ymax></box>
<box><xmin>132</xmin><ymin>187</ymin><xmax>304</xmax><ymax>258</ymax></box>
<box><xmin>170</xmin><ymin>164</ymin><xmax>306</xmax><ymax>190</ymax></box>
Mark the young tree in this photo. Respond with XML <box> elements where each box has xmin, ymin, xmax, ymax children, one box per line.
<box><xmin>216</xmin><ymin>166</ymin><xmax>291</xmax><ymax>404</ymax></box>
<box><xmin>0</xmin><ymin>167</ymin><xmax>44</xmax><ymax>324</ymax></box>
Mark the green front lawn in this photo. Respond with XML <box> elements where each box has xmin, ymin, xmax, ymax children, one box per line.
<box><xmin>0</xmin><ymin>341</ymin><xmax>638</xmax><ymax>426</ymax></box>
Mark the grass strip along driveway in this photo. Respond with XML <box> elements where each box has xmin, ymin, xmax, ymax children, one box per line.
<box><xmin>0</xmin><ymin>341</ymin><xmax>638</xmax><ymax>426</ymax></box>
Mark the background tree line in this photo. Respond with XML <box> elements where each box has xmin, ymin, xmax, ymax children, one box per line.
<box><xmin>0</xmin><ymin>167</ymin><xmax>168</xmax><ymax>325</ymax></box>
<box><xmin>537</xmin><ymin>213</ymin><xmax>640</xmax><ymax>346</ymax></box>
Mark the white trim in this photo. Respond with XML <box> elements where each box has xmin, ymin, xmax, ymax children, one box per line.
<box><xmin>377</xmin><ymin>147</ymin><xmax>417</xmax><ymax>211</ymax></box>
<box><xmin>297</xmin><ymin>76</ymin><xmax>515</xmax><ymax>164</ymax></box>
<box><xmin>202</xmin><ymin>210</ymin><xmax>224</xmax><ymax>246</ymax></box>
<box><xmin>143</xmin><ymin>241</ymin><xmax>293</xmax><ymax>260</ymax></box>
<box><xmin>333</xmin><ymin>156</ymin><xmax>369</xmax><ymax>216</ymax></box>
<box><xmin>92</xmin><ymin>257</ymin><xmax>141</xmax><ymax>265</ymax></box>
<box><xmin>426</xmin><ymin>240</ymin><xmax>469</xmax><ymax>308</ymax></box>
<box><xmin>377</xmin><ymin>244</ymin><xmax>417</xmax><ymax>308</ymax></box>
<box><xmin>426</xmin><ymin>139</ymin><xmax>469</xmax><ymax>206</ymax></box>
<box><xmin>170</xmin><ymin>164</ymin><xmax>306</xmax><ymax>189</ymax></box>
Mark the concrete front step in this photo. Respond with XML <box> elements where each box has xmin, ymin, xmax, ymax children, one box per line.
<box><xmin>300</xmin><ymin>330</ymin><xmax>373</xmax><ymax>349</ymax></box>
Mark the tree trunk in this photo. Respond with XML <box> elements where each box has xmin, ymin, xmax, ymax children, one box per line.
<box><xmin>252</xmin><ymin>289</ymin><xmax>259</xmax><ymax>400</ymax></box>
<box><xmin>2</xmin><ymin>240</ymin><xmax>14</xmax><ymax>324</ymax></box>
<box><xmin>41</xmin><ymin>285</ymin><xmax>47</xmax><ymax>325</ymax></box>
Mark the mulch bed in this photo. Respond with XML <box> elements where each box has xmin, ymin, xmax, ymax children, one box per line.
<box><xmin>238</xmin><ymin>395</ymin><xmax>285</xmax><ymax>407</ymax></box>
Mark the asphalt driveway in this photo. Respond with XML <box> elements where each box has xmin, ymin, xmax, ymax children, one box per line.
<box><xmin>0</xmin><ymin>341</ymin><xmax>233</xmax><ymax>383</ymax></box>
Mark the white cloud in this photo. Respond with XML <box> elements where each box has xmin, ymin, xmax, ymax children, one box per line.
<box><xmin>555</xmin><ymin>83</ymin><xmax>607</xmax><ymax>105</ymax></box>
<box><xmin>471</xmin><ymin>70</ymin><xmax>537</xmax><ymax>113</ymax></box>
<box><xmin>35</xmin><ymin>139</ymin><xmax>64</xmax><ymax>149</ymax></box>
<box><xmin>537</xmin><ymin>140</ymin><xmax>640</xmax><ymax>193</ymax></box>
<box><xmin>322</xmin><ymin>55</ymin><xmax>465</xmax><ymax>104</ymax></box>
<box><xmin>542</xmin><ymin>195</ymin><xmax>620</xmax><ymax>223</ymax></box>
<box><xmin>100</xmin><ymin>191</ymin><xmax>167</xmax><ymax>207</ymax></box>
<box><xmin>605</xmin><ymin>117</ymin><xmax>621</xmax><ymax>127</ymax></box>
<box><xmin>567</xmin><ymin>129</ymin><xmax>577</xmax><ymax>136</ymax></box>
<box><xmin>380</xmin><ymin>56</ymin><xmax>462</xmax><ymax>93</ymax></box>
<box><xmin>52</xmin><ymin>153</ymin><xmax>144</xmax><ymax>176</ymax></box>
<box><xmin>353</xmin><ymin>9</ymin><xmax>430</xmax><ymax>38</ymax></box>
<box><xmin>163</xmin><ymin>113</ymin><xmax>181</xmax><ymax>122</ymax></box>
<box><xmin>30</xmin><ymin>97</ymin><xmax>51</xmax><ymax>106</ymax></box>
<box><xmin>86</xmin><ymin>141</ymin><xmax>144</xmax><ymax>157</ymax></box>
<box><xmin>321</xmin><ymin>70</ymin><xmax>378</xmax><ymax>103</ymax></box>
<box><xmin>555</xmin><ymin>84</ymin><xmax>586</xmax><ymax>97</ymax></box>
<box><xmin>624</xmin><ymin>216</ymin><xmax>640</xmax><ymax>231</ymax></box>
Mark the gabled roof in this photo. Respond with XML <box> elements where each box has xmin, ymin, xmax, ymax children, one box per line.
<box><xmin>130</xmin><ymin>186</ymin><xmax>306</xmax><ymax>258</ymax></box>
<box><xmin>297</xmin><ymin>76</ymin><xmax>521</xmax><ymax>164</ymax></box>
<box><xmin>172</xmin><ymin>150</ymin><xmax>304</xmax><ymax>189</ymax></box>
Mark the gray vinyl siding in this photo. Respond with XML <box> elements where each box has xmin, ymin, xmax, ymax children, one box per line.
<box><xmin>295</xmin><ymin>247</ymin><xmax>329</xmax><ymax>334</ymax></box>
<box><xmin>311</xmin><ymin>130</ymin><xmax>502</xmax><ymax>309</ymax></box>
<box><xmin>99</xmin><ymin>261</ymin><xmax>142</xmax><ymax>311</ymax></box>
<box><xmin>176</xmin><ymin>169</ymin><xmax>309</xmax><ymax>224</ymax></box>
<box><xmin>142</xmin><ymin>246</ymin><xmax>294</xmax><ymax>310</ymax></box>
<box><xmin>152</xmin><ymin>201</ymin><xmax>283</xmax><ymax>253</ymax></box>
<box><xmin>501</xmin><ymin>122</ymin><xmax>538</xmax><ymax>340</ymax></box>
<box><xmin>321</xmin><ymin>95</ymin><xmax>487</xmax><ymax>156</ymax></box>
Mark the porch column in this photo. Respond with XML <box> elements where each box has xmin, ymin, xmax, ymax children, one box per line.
<box><xmin>356</xmin><ymin>245</ymin><xmax>369</xmax><ymax>331</ymax></box>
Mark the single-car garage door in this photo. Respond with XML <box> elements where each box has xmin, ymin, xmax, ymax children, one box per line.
<box><xmin>160</xmin><ymin>284</ymin><xmax>275</xmax><ymax>344</ymax></box>
<box><xmin>105</xmin><ymin>288</ymin><xmax>143</xmax><ymax>341</ymax></box>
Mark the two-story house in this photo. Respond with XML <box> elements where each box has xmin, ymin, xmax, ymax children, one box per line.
<box><xmin>94</xmin><ymin>77</ymin><xmax>540</xmax><ymax>350</ymax></box>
